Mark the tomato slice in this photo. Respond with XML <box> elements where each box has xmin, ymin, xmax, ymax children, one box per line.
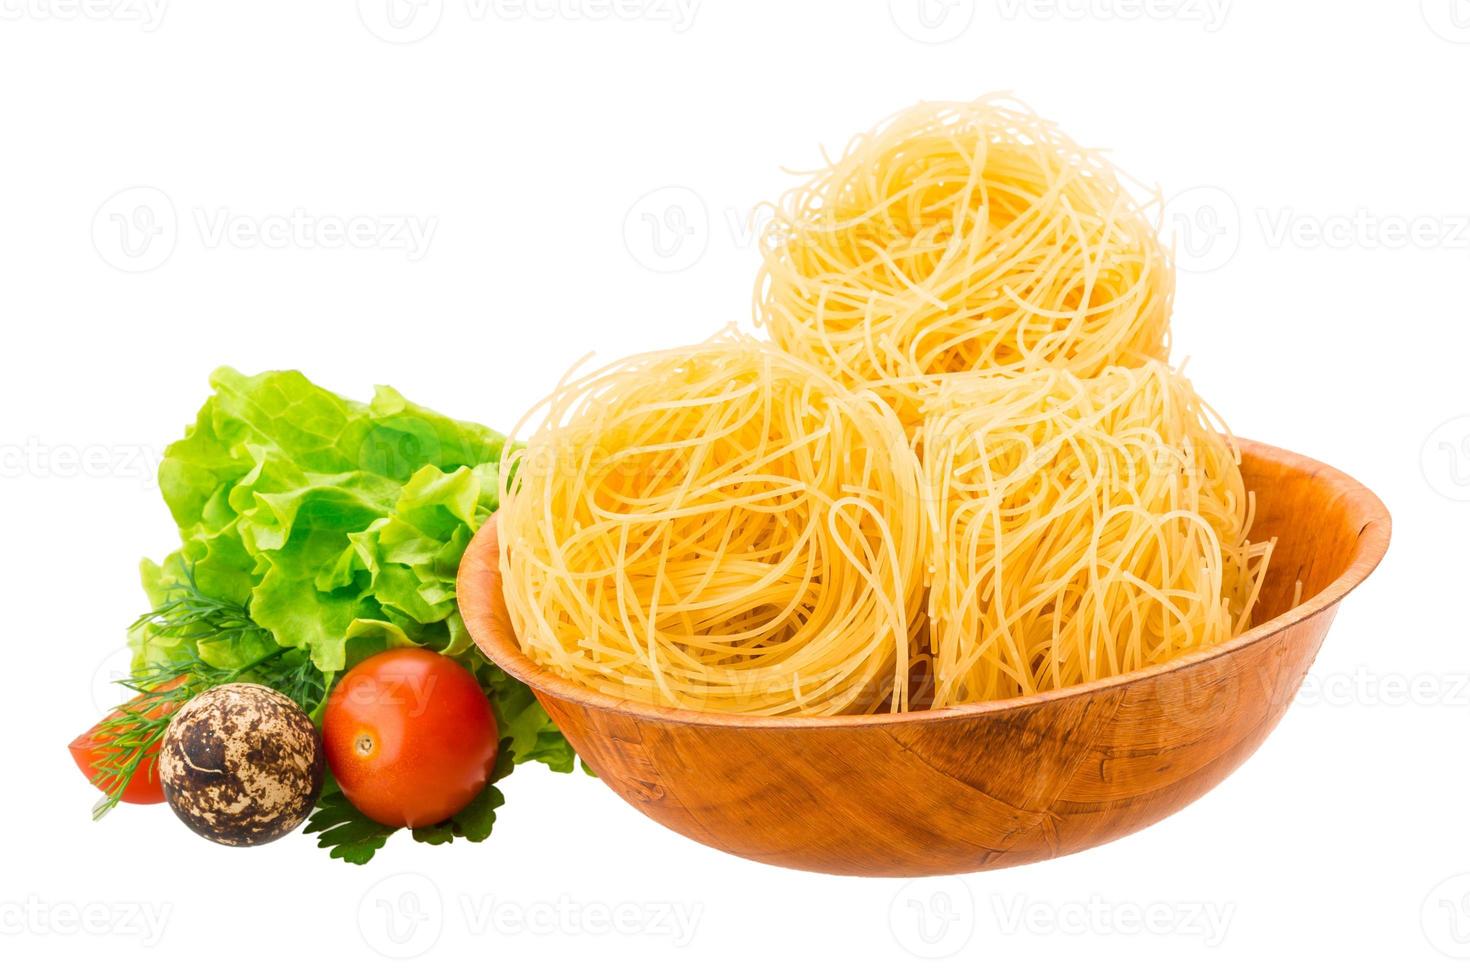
<box><xmin>70</xmin><ymin>676</ymin><xmax>187</xmax><ymax>805</ymax></box>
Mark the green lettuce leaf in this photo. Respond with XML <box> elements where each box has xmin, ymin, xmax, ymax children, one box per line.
<box><xmin>133</xmin><ymin>368</ymin><xmax>573</xmax><ymax>778</ymax></box>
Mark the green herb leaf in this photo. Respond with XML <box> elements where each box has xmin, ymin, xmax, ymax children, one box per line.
<box><xmin>302</xmin><ymin>789</ymin><xmax>397</xmax><ymax>865</ymax></box>
<box><xmin>91</xmin><ymin>579</ymin><xmax>325</xmax><ymax>819</ymax></box>
<box><xmin>416</xmin><ymin>784</ymin><xmax>505</xmax><ymax>845</ymax></box>
<box><xmin>306</xmin><ymin>739</ymin><xmax>518</xmax><ymax>861</ymax></box>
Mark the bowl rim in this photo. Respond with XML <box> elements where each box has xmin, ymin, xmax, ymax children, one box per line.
<box><xmin>458</xmin><ymin>437</ymin><xmax>1391</xmax><ymax>731</ymax></box>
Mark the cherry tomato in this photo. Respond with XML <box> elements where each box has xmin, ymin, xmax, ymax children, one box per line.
<box><xmin>69</xmin><ymin>676</ymin><xmax>187</xmax><ymax>805</ymax></box>
<box><xmin>322</xmin><ymin>648</ymin><xmax>499</xmax><ymax>828</ymax></box>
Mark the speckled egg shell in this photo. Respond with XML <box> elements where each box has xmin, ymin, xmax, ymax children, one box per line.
<box><xmin>159</xmin><ymin>683</ymin><xmax>325</xmax><ymax>846</ymax></box>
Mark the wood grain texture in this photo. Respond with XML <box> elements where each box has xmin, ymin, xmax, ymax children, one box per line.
<box><xmin>458</xmin><ymin>439</ymin><xmax>1390</xmax><ymax>876</ymax></box>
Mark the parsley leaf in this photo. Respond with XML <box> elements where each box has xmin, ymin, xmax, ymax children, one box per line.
<box><xmin>302</xmin><ymin>790</ymin><xmax>397</xmax><ymax>865</ymax></box>
<box><xmin>304</xmin><ymin>738</ymin><xmax>519</xmax><ymax>862</ymax></box>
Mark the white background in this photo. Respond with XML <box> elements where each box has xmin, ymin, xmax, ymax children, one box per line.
<box><xmin>2</xmin><ymin>1</ymin><xmax>1467</xmax><ymax>975</ymax></box>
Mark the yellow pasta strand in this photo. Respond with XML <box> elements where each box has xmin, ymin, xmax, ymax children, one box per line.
<box><xmin>498</xmin><ymin>334</ymin><xmax>929</xmax><ymax>716</ymax></box>
<box><xmin>756</xmin><ymin>95</ymin><xmax>1173</xmax><ymax>425</ymax></box>
<box><xmin>495</xmin><ymin>97</ymin><xmax>1277</xmax><ymax>717</ymax></box>
<box><xmin>919</xmin><ymin>361</ymin><xmax>1273</xmax><ymax>706</ymax></box>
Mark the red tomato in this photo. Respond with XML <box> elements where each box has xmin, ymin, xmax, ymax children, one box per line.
<box><xmin>322</xmin><ymin>648</ymin><xmax>499</xmax><ymax>828</ymax></box>
<box><xmin>69</xmin><ymin>676</ymin><xmax>187</xmax><ymax>805</ymax></box>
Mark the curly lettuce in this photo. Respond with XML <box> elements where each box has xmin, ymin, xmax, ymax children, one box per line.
<box><xmin>132</xmin><ymin>367</ymin><xmax>574</xmax><ymax>773</ymax></box>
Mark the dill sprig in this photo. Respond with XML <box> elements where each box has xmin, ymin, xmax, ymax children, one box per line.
<box><xmin>129</xmin><ymin>562</ymin><xmax>278</xmax><ymax>642</ymax></box>
<box><xmin>88</xmin><ymin>572</ymin><xmax>325</xmax><ymax>818</ymax></box>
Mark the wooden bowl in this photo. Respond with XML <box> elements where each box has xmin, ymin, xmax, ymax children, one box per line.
<box><xmin>458</xmin><ymin>439</ymin><xmax>1389</xmax><ymax>876</ymax></box>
